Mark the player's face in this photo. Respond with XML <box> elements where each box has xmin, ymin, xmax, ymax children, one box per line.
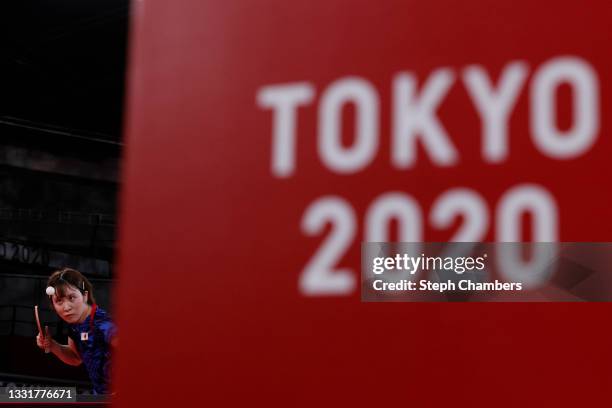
<box><xmin>51</xmin><ymin>285</ymin><xmax>89</xmax><ymax>324</ymax></box>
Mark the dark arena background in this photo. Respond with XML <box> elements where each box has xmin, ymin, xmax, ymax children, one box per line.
<box><xmin>0</xmin><ymin>0</ymin><xmax>128</xmax><ymax>402</ymax></box>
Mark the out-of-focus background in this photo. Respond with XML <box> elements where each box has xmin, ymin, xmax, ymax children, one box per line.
<box><xmin>0</xmin><ymin>0</ymin><xmax>128</xmax><ymax>393</ymax></box>
<box><xmin>116</xmin><ymin>1</ymin><xmax>612</xmax><ymax>407</ymax></box>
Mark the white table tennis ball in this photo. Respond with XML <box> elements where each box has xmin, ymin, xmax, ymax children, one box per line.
<box><xmin>46</xmin><ymin>286</ymin><xmax>55</xmax><ymax>296</ymax></box>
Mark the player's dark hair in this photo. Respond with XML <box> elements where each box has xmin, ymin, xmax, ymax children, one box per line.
<box><xmin>47</xmin><ymin>267</ymin><xmax>96</xmax><ymax>305</ymax></box>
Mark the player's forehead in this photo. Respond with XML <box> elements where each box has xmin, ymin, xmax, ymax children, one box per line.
<box><xmin>54</xmin><ymin>283</ymin><xmax>81</xmax><ymax>299</ymax></box>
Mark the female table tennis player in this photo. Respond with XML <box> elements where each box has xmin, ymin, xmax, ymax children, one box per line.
<box><xmin>35</xmin><ymin>267</ymin><xmax>117</xmax><ymax>395</ymax></box>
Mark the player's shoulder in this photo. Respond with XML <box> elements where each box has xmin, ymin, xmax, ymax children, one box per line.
<box><xmin>94</xmin><ymin>306</ymin><xmax>116</xmax><ymax>330</ymax></box>
<box><xmin>94</xmin><ymin>306</ymin><xmax>112</xmax><ymax>320</ymax></box>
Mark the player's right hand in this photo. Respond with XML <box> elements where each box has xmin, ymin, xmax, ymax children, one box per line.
<box><xmin>36</xmin><ymin>326</ymin><xmax>51</xmax><ymax>352</ymax></box>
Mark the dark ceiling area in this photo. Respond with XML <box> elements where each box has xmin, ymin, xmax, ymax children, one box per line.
<box><xmin>0</xmin><ymin>0</ymin><xmax>130</xmax><ymax>142</ymax></box>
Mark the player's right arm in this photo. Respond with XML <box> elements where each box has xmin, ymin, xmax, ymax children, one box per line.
<box><xmin>36</xmin><ymin>326</ymin><xmax>82</xmax><ymax>366</ymax></box>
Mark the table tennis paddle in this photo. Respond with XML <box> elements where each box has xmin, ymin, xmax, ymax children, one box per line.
<box><xmin>34</xmin><ymin>305</ymin><xmax>50</xmax><ymax>353</ymax></box>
